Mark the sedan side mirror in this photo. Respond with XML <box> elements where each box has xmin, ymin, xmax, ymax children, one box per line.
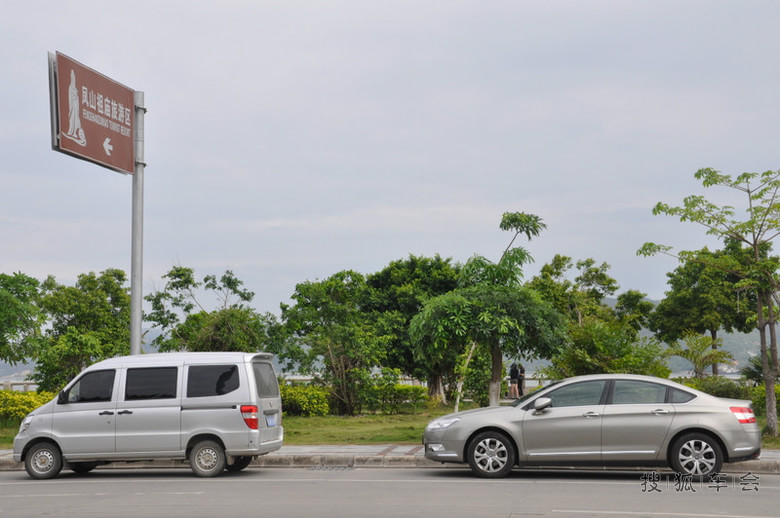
<box><xmin>533</xmin><ymin>397</ymin><xmax>552</xmax><ymax>412</ymax></box>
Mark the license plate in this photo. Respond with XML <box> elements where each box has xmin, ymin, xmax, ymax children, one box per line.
<box><xmin>266</xmin><ymin>415</ymin><xmax>276</xmax><ymax>427</ymax></box>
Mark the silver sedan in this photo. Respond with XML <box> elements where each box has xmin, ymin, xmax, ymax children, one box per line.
<box><xmin>423</xmin><ymin>373</ymin><xmax>761</xmax><ymax>478</ymax></box>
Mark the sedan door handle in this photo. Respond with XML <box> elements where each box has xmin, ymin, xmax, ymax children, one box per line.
<box><xmin>117</xmin><ymin>410</ymin><xmax>133</xmax><ymax>415</ymax></box>
<box><xmin>98</xmin><ymin>411</ymin><xmax>114</xmax><ymax>416</ymax></box>
<box><xmin>582</xmin><ymin>411</ymin><xmax>600</xmax><ymax>418</ymax></box>
<box><xmin>651</xmin><ymin>409</ymin><xmax>670</xmax><ymax>415</ymax></box>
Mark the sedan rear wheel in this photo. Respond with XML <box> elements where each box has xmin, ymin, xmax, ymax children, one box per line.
<box><xmin>467</xmin><ymin>430</ymin><xmax>516</xmax><ymax>478</ymax></box>
<box><xmin>670</xmin><ymin>432</ymin><xmax>723</xmax><ymax>477</ymax></box>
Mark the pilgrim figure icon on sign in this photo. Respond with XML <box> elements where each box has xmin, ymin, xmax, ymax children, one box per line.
<box><xmin>62</xmin><ymin>69</ymin><xmax>86</xmax><ymax>146</ymax></box>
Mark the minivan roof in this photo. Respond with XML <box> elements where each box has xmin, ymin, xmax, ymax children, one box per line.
<box><xmin>86</xmin><ymin>352</ymin><xmax>274</xmax><ymax>370</ymax></box>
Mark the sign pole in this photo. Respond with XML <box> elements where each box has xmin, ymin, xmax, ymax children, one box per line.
<box><xmin>130</xmin><ymin>91</ymin><xmax>146</xmax><ymax>355</ymax></box>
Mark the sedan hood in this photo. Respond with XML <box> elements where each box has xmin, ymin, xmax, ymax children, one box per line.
<box><xmin>439</xmin><ymin>405</ymin><xmax>516</xmax><ymax>422</ymax></box>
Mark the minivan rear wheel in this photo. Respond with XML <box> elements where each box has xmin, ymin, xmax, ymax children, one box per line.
<box><xmin>25</xmin><ymin>441</ymin><xmax>63</xmax><ymax>480</ymax></box>
<box><xmin>190</xmin><ymin>440</ymin><xmax>226</xmax><ymax>477</ymax></box>
<box><xmin>226</xmin><ymin>456</ymin><xmax>253</xmax><ymax>472</ymax></box>
<box><xmin>467</xmin><ymin>430</ymin><xmax>516</xmax><ymax>478</ymax></box>
<box><xmin>67</xmin><ymin>462</ymin><xmax>99</xmax><ymax>474</ymax></box>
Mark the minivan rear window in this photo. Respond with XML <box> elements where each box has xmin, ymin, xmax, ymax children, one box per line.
<box><xmin>253</xmin><ymin>362</ymin><xmax>280</xmax><ymax>398</ymax></box>
<box><xmin>125</xmin><ymin>367</ymin><xmax>178</xmax><ymax>400</ymax></box>
<box><xmin>187</xmin><ymin>365</ymin><xmax>240</xmax><ymax>397</ymax></box>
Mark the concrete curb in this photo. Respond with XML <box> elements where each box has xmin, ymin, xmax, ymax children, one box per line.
<box><xmin>1</xmin><ymin>450</ymin><xmax>777</xmax><ymax>474</ymax></box>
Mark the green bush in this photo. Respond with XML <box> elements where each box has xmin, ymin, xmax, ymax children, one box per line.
<box><xmin>0</xmin><ymin>391</ymin><xmax>55</xmax><ymax>420</ymax></box>
<box><xmin>681</xmin><ymin>376</ymin><xmax>751</xmax><ymax>400</ymax></box>
<box><xmin>368</xmin><ymin>384</ymin><xmax>428</xmax><ymax>414</ymax></box>
<box><xmin>750</xmin><ymin>384</ymin><xmax>780</xmax><ymax>417</ymax></box>
<box><xmin>280</xmin><ymin>385</ymin><xmax>330</xmax><ymax>417</ymax></box>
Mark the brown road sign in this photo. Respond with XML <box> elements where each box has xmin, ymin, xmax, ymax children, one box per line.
<box><xmin>50</xmin><ymin>52</ymin><xmax>136</xmax><ymax>174</ymax></box>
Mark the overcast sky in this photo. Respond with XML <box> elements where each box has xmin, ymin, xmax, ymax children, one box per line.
<box><xmin>2</xmin><ymin>1</ymin><xmax>780</xmax><ymax>316</ymax></box>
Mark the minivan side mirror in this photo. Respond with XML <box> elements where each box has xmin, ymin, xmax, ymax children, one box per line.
<box><xmin>533</xmin><ymin>397</ymin><xmax>552</xmax><ymax>412</ymax></box>
<box><xmin>57</xmin><ymin>391</ymin><xmax>68</xmax><ymax>405</ymax></box>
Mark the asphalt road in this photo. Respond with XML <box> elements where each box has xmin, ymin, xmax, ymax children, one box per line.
<box><xmin>0</xmin><ymin>468</ymin><xmax>777</xmax><ymax>518</ymax></box>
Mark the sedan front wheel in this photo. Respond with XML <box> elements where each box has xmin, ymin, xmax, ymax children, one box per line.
<box><xmin>467</xmin><ymin>430</ymin><xmax>516</xmax><ymax>478</ymax></box>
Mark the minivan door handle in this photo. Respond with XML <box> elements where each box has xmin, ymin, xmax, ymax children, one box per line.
<box><xmin>651</xmin><ymin>409</ymin><xmax>670</xmax><ymax>415</ymax></box>
<box><xmin>99</xmin><ymin>411</ymin><xmax>114</xmax><ymax>416</ymax></box>
<box><xmin>117</xmin><ymin>410</ymin><xmax>133</xmax><ymax>415</ymax></box>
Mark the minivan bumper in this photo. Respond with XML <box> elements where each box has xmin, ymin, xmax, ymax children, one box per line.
<box><xmin>228</xmin><ymin>428</ymin><xmax>284</xmax><ymax>457</ymax></box>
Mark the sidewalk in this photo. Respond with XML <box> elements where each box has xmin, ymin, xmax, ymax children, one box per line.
<box><xmin>2</xmin><ymin>446</ymin><xmax>779</xmax><ymax>473</ymax></box>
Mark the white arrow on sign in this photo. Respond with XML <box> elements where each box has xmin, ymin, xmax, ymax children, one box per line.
<box><xmin>103</xmin><ymin>137</ymin><xmax>113</xmax><ymax>156</ymax></box>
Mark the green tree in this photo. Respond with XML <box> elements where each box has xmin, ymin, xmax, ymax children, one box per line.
<box><xmin>280</xmin><ymin>270</ymin><xmax>391</xmax><ymax>415</ymax></box>
<box><xmin>145</xmin><ymin>266</ymin><xmax>270</xmax><ymax>353</ymax></box>
<box><xmin>528</xmin><ymin>257</ymin><xmax>669</xmax><ymax>379</ymax></box>
<box><xmin>412</xmin><ymin>212</ymin><xmax>567</xmax><ymax>406</ymax></box>
<box><xmin>667</xmin><ymin>332</ymin><xmax>735</xmax><ymax>378</ymax></box>
<box><xmin>614</xmin><ymin>289</ymin><xmax>655</xmax><ymax>332</ymax></box>
<box><xmin>411</xmin><ymin>284</ymin><xmax>565</xmax><ymax>407</ymax></box>
<box><xmin>33</xmin><ymin>269</ymin><xmax>130</xmax><ymax>391</ymax></box>
<box><xmin>648</xmin><ymin>244</ymin><xmax>754</xmax><ymax>375</ymax></box>
<box><xmin>526</xmin><ymin>254</ymin><xmax>617</xmax><ymax>325</ymax></box>
<box><xmin>364</xmin><ymin>254</ymin><xmax>460</xmax><ymax>400</ymax></box>
<box><xmin>640</xmin><ymin>167</ymin><xmax>780</xmax><ymax>435</ymax></box>
<box><xmin>0</xmin><ymin>272</ymin><xmax>44</xmax><ymax>364</ymax></box>
<box><xmin>541</xmin><ymin>318</ymin><xmax>670</xmax><ymax>379</ymax></box>
<box><xmin>740</xmin><ymin>355</ymin><xmax>764</xmax><ymax>386</ymax></box>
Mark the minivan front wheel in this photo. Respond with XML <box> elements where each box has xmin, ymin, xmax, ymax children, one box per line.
<box><xmin>190</xmin><ymin>440</ymin><xmax>226</xmax><ymax>477</ymax></box>
<box><xmin>25</xmin><ymin>441</ymin><xmax>63</xmax><ymax>480</ymax></box>
<box><xmin>670</xmin><ymin>432</ymin><xmax>723</xmax><ymax>477</ymax></box>
<box><xmin>467</xmin><ymin>430</ymin><xmax>516</xmax><ymax>478</ymax></box>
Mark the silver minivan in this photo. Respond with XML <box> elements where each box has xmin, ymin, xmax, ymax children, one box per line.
<box><xmin>14</xmin><ymin>352</ymin><xmax>284</xmax><ymax>479</ymax></box>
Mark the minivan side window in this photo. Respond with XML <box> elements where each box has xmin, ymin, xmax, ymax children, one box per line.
<box><xmin>65</xmin><ymin>370</ymin><xmax>116</xmax><ymax>403</ymax></box>
<box><xmin>253</xmin><ymin>362</ymin><xmax>280</xmax><ymax>398</ymax></box>
<box><xmin>125</xmin><ymin>367</ymin><xmax>178</xmax><ymax>400</ymax></box>
<box><xmin>187</xmin><ymin>365</ymin><xmax>240</xmax><ymax>397</ymax></box>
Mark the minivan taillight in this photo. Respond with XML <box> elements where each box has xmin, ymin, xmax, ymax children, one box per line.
<box><xmin>241</xmin><ymin>405</ymin><xmax>259</xmax><ymax>429</ymax></box>
<box><xmin>730</xmin><ymin>406</ymin><xmax>756</xmax><ymax>424</ymax></box>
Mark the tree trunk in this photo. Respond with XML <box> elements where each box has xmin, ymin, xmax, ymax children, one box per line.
<box><xmin>710</xmin><ymin>329</ymin><xmax>719</xmax><ymax>376</ymax></box>
<box><xmin>489</xmin><ymin>342</ymin><xmax>503</xmax><ymax>406</ymax></box>
<box><xmin>757</xmin><ymin>292</ymin><xmax>778</xmax><ymax>436</ymax></box>
<box><xmin>765</xmin><ymin>294</ymin><xmax>779</xmax><ymax>436</ymax></box>
<box><xmin>428</xmin><ymin>374</ymin><xmax>448</xmax><ymax>405</ymax></box>
<box><xmin>453</xmin><ymin>341</ymin><xmax>478</xmax><ymax>413</ymax></box>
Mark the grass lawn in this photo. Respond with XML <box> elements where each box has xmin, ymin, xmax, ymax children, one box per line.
<box><xmin>0</xmin><ymin>419</ymin><xmax>17</xmax><ymax>449</ymax></box>
<box><xmin>283</xmin><ymin>412</ymin><xmax>441</xmax><ymax>445</ymax></box>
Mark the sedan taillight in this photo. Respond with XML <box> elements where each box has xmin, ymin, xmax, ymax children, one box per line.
<box><xmin>241</xmin><ymin>405</ymin><xmax>259</xmax><ymax>429</ymax></box>
<box><xmin>730</xmin><ymin>406</ymin><xmax>756</xmax><ymax>424</ymax></box>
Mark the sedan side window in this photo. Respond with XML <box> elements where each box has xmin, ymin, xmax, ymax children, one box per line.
<box><xmin>670</xmin><ymin>387</ymin><xmax>696</xmax><ymax>404</ymax></box>
<box><xmin>612</xmin><ymin>380</ymin><xmax>667</xmax><ymax>405</ymax></box>
<box><xmin>546</xmin><ymin>380</ymin><xmax>606</xmax><ymax>408</ymax></box>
